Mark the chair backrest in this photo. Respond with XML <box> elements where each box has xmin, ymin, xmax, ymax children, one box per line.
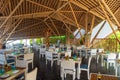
<box><xmin>118</xmin><ymin>53</ymin><xmax>120</xmax><ymax>59</ymax></box>
<box><xmin>107</xmin><ymin>53</ymin><xmax>117</xmax><ymax>60</ymax></box>
<box><xmin>24</xmin><ymin>53</ymin><xmax>34</xmax><ymax>61</ymax></box>
<box><xmin>61</xmin><ymin>59</ymin><xmax>76</xmax><ymax>70</ymax></box>
<box><xmin>77</xmin><ymin>46</ymin><xmax>82</xmax><ymax>50</ymax></box>
<box><xmin>98</xmin><ymin>49</ymin><xmax>104</xmax><ymax>53</ymax></box>
<box><xmin>88</xmin><ymin>57</ymin><xmax>92</xmax><ymax>69</ymax></box>
<box><xmin>16</xmin><ymin>60</ymin><xmax>28</xmax><ymax>68</ymax></box>
<box><xmin>0</xmin><ymin>49</ymin><xmax>16</xmax><ymax>65</ymax></box>
<box><xmin>0</xmin><ymin>51</ymin><xmax>6</xmax><ymax>65</ymax></box>
<box><xmin>65</xmin><ymin>50</ymin><xmax>71</xmax><ymax>57</ymax></box>
<box><xmin>90</xmin><ymin>49</ymin><xmax>97</xmax><ymax>55</ymax></box>
<box><xmin>26</xmin><ymin>68</ymin><xmax>37</xmax><ymax>80</ymax></box>
<box><xmin>23</xmin><ymin>47</ymin><xmax>29</xmax><ymax>53</ymax></box>
<box><xmin>45</xmin><ymin>51</ymin><xmax>53</xmax><ymax>60</ymax></box>
<box><xmin>55</xmin><ymin>48</ymin><xmax>59</xmax><ymax>52</ymax></box>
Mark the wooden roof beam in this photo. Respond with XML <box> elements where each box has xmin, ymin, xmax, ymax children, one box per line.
<box><xmin>69</xmin><ymin>2</ymin><xmax>80</xmax><ymax>29</ymax></box>
<box><xmin>91</xmin><ymin>21</ymin><xmax>106</xmax><ymax>44</ymax></box>
<box><xmin>57</xmin><ymin>14</ymin><xmax>73</xmax><ymax>34</ymax></box>
<box><xmin>44</xmin><ymin>2</ymin><xmax>69</xmax><ymax>21</ymax></box>
<box><xmin>13</xmin><ymin>22</ymin><xmax>42</xmax><ymax>33</ymax></box>
<box><xmin>5</xmin><ymin>19</ymin><xmax>23</xmax><ymax>43</ymax></box>
<box><xmin>43</xmin><ymin>21</ymin><xmax>57</xmax><ymax>36</ymax></box>
<box><xmin>98</xmin><ymin>0</ymin><xmax>120</xmax><ymax>43</ymax></box>
<box><xmin>90</xmin><ymin>15</ymin><xmax>95</xmax><ymax>34</ymax></box>
<box><xmin>71</xmin><ymin>0</ymin><xmax>105</xmax><ymax>20</ymax></box>
<box><xmin>59</xmin><ymin>13</ymin><xmax>84</xmax><ymax>29</ymax></box>
<box><xmin>49</xmin><ymin>18</ymin><xmax>60</xmax><ymax>36</ymax></box>
<box><xmin>0</xmin><ymin>0</ymin><xmax>24</xmax><ymax>29</ymax></box>
<box><xmin>26</xmin><ymin>0</ymin><xmax>55</xmax><ymax>11</ymax></box>
<box><xmin>100</xmin><ymin>0</ymin><xmax>120</xmax><ymax>28</ymax></box>
<box><xmin>0</xmin><ymin>11</ymin><xmax>53</xmax><ymax>19</ymax></box>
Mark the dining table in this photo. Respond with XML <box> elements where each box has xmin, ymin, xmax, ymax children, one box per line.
<box><xmin>0</xmin><ymin>67</ymin><xmax>26</xmax><ymax>80</ymax></box>
<box><xmin>90</xmin><ymin>73</ymin><xmax>119</xmax><ymax>80</ymax></box>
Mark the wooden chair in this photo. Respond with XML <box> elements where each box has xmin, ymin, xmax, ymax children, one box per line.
<box><xmin>0</xmin><ymin>49</ymin><xmax>15</xmax><ymax>65</ymax></box>
<box><xmin>106</xmin><ymin>53</ymin><xmax>117</xmax><ymax>69</ymax></box>
<box><xmin>17</xmin><ymin>53</ymin><xmax>34</xmax><ymax>72</ymax></box>
<box><xmin>26</xmin><ymin>68</ymin><xmax>38</xmax><ymax>80</ymax></box>
<box><xmin>78</xmin><ymin>57</ymin><xmax>92</xmax><ymax>79</ymax></box>
<box><xmin>61</xmin><ymin>59</ymin><xmax>76</xmax><ymax>80</ymax></box>
<box><xmin>45</xmin><ymin>51</ymin><xmax>58</xmax><ymax>67</ymax></box>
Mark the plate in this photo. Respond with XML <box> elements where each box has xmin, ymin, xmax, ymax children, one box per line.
<box><xmin>0</xmin><ymin>74</ymin><xmax>10</xmax><ymax>78</ymax></box>
<box><xmin>12</xmin><ymin>70</ymin><xmax>19</xmax><ymax>74</ymax></box>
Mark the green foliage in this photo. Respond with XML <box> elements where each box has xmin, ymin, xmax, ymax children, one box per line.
<box><xmin>20</xmin><ymin>40</ymin><xmax>23</xmax><ymax>44</ymax></box>
<box><xmin>30</xmin><ymin>39</ymin><xmax>33</xmax><ymax>44</ymax></box>
<box><xmin>50</xmin><ymin>36</ymin><xmax>66</xmax><ymax>44</ymax></box>
<box><xmin>109</xmin><ymin>31</ymin><xmax>120</xmax><ymax>39</ymax></box>
<box><xmin>69</xmin><ymin>35</ymin><xmax>74</xmax><ymax>39</ymax></box>
<box><xmin>36</xmin><ymin>38</ymin><xmax>41</xmax><ymax>44</ymax></box>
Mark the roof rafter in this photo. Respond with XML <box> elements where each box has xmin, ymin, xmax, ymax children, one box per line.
<box><xmin>0</xmin><ymin>11</ymin><xmax>53</xmax><ymax>19</ymax></box>
<box><xmin>71</xmin><ymin>0</ymin><xmax>105</xmax><ymax>20</ymax></box>
<box><xmin>26</xmin><ymin>0</ymin><xmax>55</xmax><ymax>11</ymax></box>
<box><xmin>0</xmin><ymin>0</ymin><xmax>24</xmax><ymax>29</ymax></box>
<box><xmin>100</xmin><ymin>0</ymin><xmax>120</xmax><ymax>28</ymax></box>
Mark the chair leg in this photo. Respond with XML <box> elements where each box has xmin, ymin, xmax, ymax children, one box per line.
<box><xmin>87</xmin><ymin>70</ymin><xmax>89</xmax><ymax>79</ymax></box>
<box><xmin>64</xmin><ymin>73</ymin><xmax>66</xmax><ymax>78</ymax></box>
<box><xmin>32</xmin><ymin>62</ymin><xmax>33</xmax><ymax>68</ymax></box>
<box><xmin>107</xmin><ymin>62</ymin><xmax>109</xmax><ymax>69</ymax></box>
<box><xmin>46</xmin><ymin>59</ymin><xmax>47</xmax><ymax>64</ymax></box>
<box><xmin>77</xmin><ymin>70</ymin><xmax>80</xmax><ymax>80</ymax></box>
<box><xmin>73</xmin><ymin>72</ymin><xmax>75</xmax><ymax>80</ymax></box>
<box><xmin>51</xmin><ymin>60</ymin><xmax>53</xmax><ymax>67</ymax></box>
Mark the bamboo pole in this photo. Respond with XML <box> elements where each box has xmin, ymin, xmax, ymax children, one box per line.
<box><xmin>91</xmin><ymin>21</ymin><xmax>106</xmax><ymax>44</ymax></box>
<box><xmin>101</xmin><ymin>0</ymin><xmax>120</xmax><ymax>28</ymax></box>
<box><xmin>98</xmin><ymin>0</ymin><xmax>120</xmax><ymax>43</ymax></box>
<box><xmin>4</xmin><ymin>19</ymin><xmax>23</xmax><ymax>43</ymax></box>
<box><xmin>0</xmin><ymin>0</ymin><xmax>24</xmax><ymax>29</ymax></box>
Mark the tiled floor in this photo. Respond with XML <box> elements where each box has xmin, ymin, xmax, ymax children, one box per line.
<box><xmin>32</xmin><ymin>49</ymin><xmax>117</xmax><ymax>80</ymax></box>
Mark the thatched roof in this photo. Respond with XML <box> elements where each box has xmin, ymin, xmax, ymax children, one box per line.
<box><xmin>0</xmin><ymin>0</ymin><xmax>119</xmax><ymax>42</ymax></box>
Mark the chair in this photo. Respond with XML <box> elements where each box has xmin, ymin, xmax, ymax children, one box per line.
<box><xmin>106</xmin><ymin>53</ymin><xmax>117</xmax><ymax>69</ymax></box>
<box><xmin>0</xmin><ymin>49</ymin><xmax>15</xmax><ymax>65</ymax></box>
<box><xmin>97</xmin><ymin>49</ymin><xmax>104</xmax><ymax>63</ymax></box>
<box><xmin>78</xmin><ymin>57</ymin><xmax>92</xmax><ymax>79</ymax></box>
<box><xmin>115</xmin><ymin>53</ymin><xmax>120</xmax><ymax>76</ymax></box>
<box><xmin>26</xmin><ymin>68</ymin><xmax>37</xmax><ymax>80</ymax></box>
<box><xmin>90</xmin><ymin>49</ymin><xmax>97</xmax><ymax>58</ymax></box>
<box><xmin>61</xmin><ymin>59</ymin><xmax>76</xmax><ymax>80</ymax></box>
<box><xmin>45</xmin><ymin>51</ymin><xmax>58</xmax><ymax>67</ymax></box>
<box><xmin>17</xmin><ymin>53</ymin><xmax>34</xmax><ymax>71</ymax></box>
<box><xmin>39</xmin><ymin>48</ymin><xmax>46</xmax><ymax>58</ymax></box>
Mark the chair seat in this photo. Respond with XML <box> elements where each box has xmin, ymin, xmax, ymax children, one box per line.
<box><xmin>80</xmin><ymin>64</ymin><xmax>88</xmax><ymax>69</ymax></box>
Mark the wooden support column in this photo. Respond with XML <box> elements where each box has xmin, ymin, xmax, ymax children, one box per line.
<box><xmin>0</xmin><ymin>0</ymin><xmax>24</xmax><ymax>29</ymax></box>
<box><xmin>98</xmin><ymin>0</ymin><xmax>120</xmax><ymax>43</ymax></box>
<box><xmin>85</xmin><ymin>12</ymin><xmax>88</xmax><ymax>34</ymax></box>
<box><xmin>90</xmin><ymin>15</ymin><xmax>95</xmax><ymax>34</ymax></box>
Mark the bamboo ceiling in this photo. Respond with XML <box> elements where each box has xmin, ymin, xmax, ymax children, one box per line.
<box><xmin>0</xmin><ymin>0</ymin><xmax>119</xmax><ymax>42</ymax></box>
